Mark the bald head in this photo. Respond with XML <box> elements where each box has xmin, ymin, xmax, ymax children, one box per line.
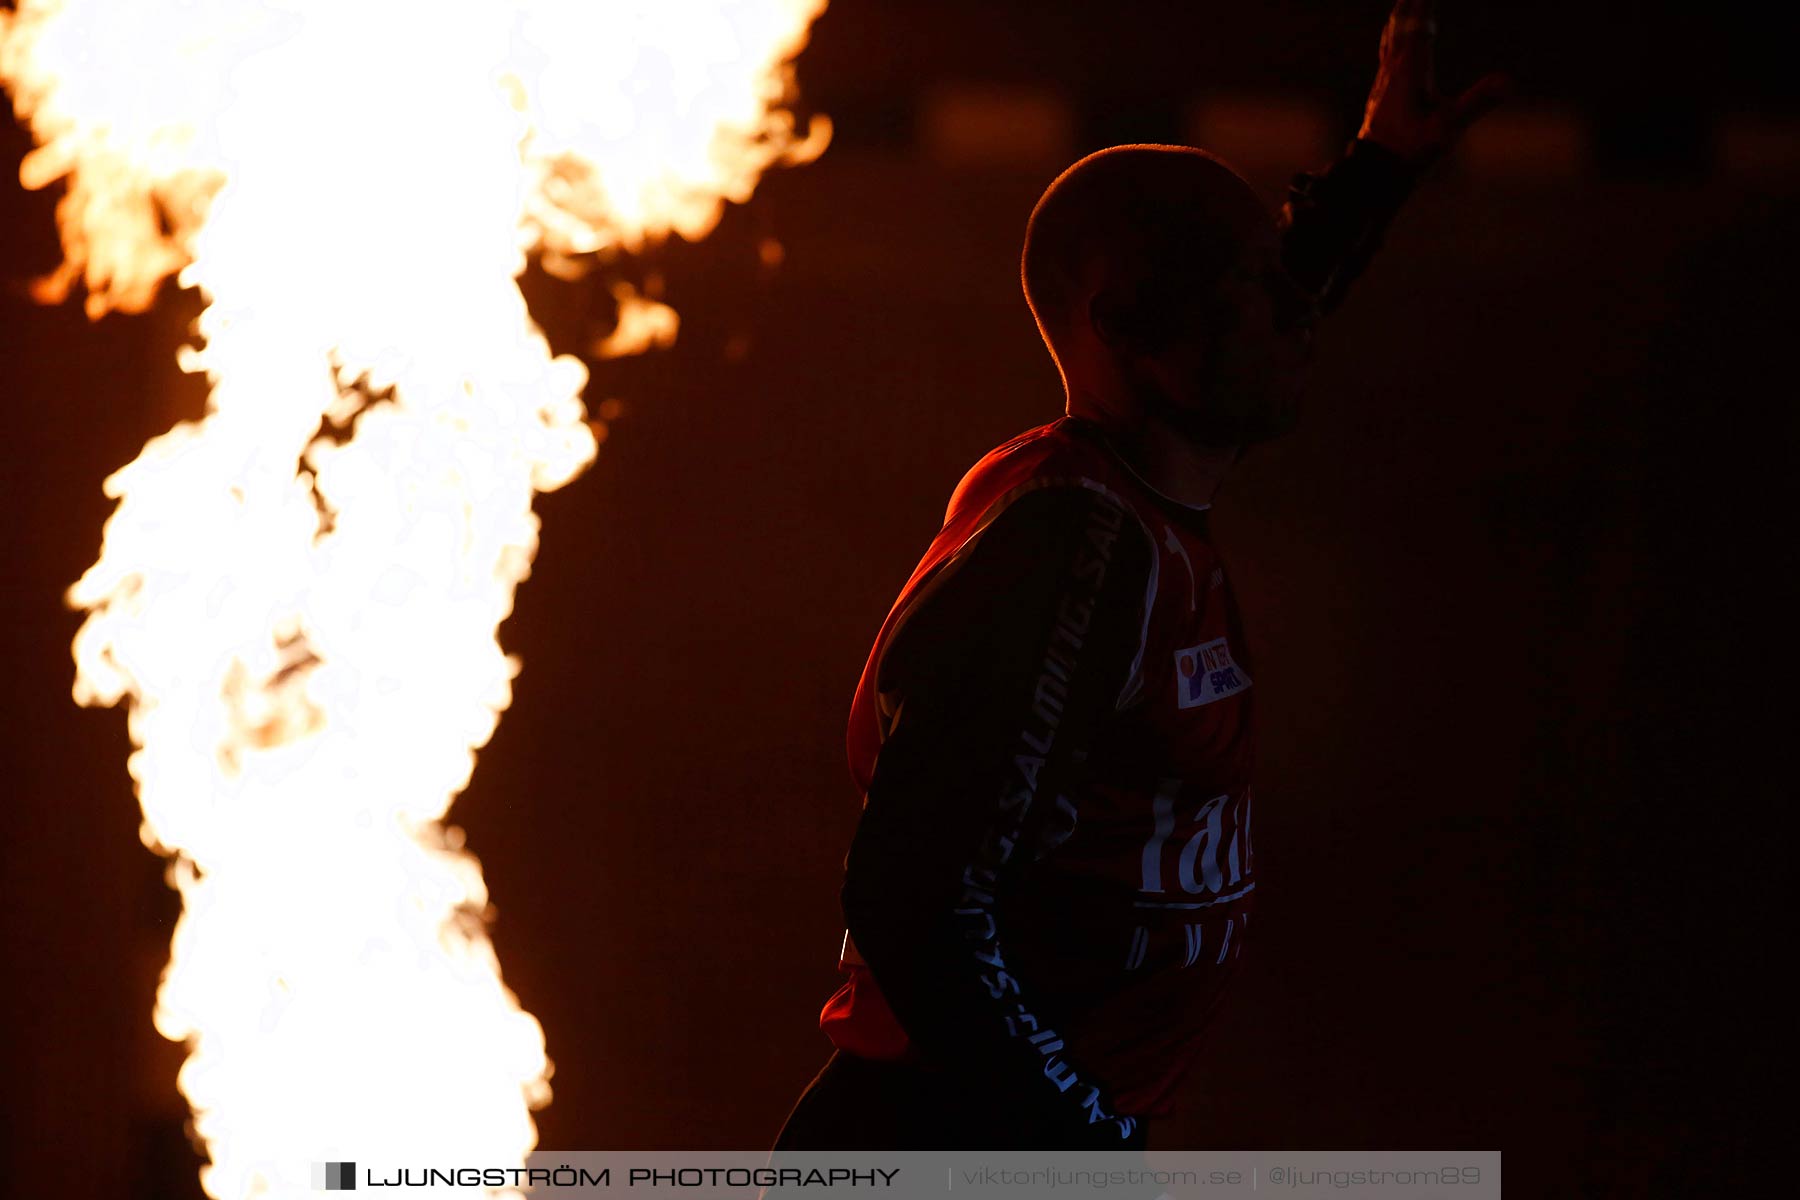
<box><xmin>1021</xmin><ymin>144</ymin><xmax>1272</xmax><ymax>366</ymax></box>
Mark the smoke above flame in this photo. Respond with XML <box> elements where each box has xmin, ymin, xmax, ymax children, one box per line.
<box><xmin>0</xmin><ymin>1</ymin><xmax>828</xmax><ymax>1196</ymax></box>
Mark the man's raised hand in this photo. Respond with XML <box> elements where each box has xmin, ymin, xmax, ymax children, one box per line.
<box><xmin>1357</xmin><ymin>0</ymin><xmax>1511</xmax><ymax>165</ymax></box>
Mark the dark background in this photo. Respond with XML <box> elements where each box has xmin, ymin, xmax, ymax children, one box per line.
<box><xmin>2</xmin><ymin>2</ymin><xmax>1790</xmax><ymax>1195</ymax></box>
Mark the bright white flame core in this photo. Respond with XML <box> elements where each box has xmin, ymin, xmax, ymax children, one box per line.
<box><xmin>0</xmin><ymin>1</ymin><xmax>827</xmax><ymax>1196</ymax></box>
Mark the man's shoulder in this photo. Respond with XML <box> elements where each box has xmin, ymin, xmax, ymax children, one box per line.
<box><xmin>932</xmin><ymin>420</ymin><xmax>1159</xmax><ymax>592</ymax></box>
<box><xmin>945</xmin><ymin>417</ymin><xmax>1134</xmax><ymax>523</ymax></box>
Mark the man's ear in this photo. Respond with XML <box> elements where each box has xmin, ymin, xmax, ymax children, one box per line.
<box><xmin>1091</xmin><ymin>286</ymin><xmax>1184</xmax><ymax>356</ymax></box>
<box><xmin>1089</xmin><ymin>290</ymin><xmax>1141</xmax><ymax>353</ymax></box>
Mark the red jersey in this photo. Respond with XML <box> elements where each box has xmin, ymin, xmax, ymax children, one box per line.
<box><xmin>821</xmin><ymin>415</ymin><xmax>1257</xmax><ymax>1124</ymax></box>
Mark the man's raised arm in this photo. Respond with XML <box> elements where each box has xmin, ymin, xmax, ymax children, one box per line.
<box><xmin>1280</xmin><ymin>0</ymin><xmax>1510</xmax><ymax>313</ymax></box>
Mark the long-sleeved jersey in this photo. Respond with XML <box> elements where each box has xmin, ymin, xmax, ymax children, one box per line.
<box><xmin>817</xmin><ymin>139</ymin><xmax>1418</xmax><ymax>1145</ymax></box>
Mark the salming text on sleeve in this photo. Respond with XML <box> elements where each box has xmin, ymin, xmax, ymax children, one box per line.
<box><xmin>840</xmin><ymin>477</ymin><xmax>1156</xmax><ymax>1147</ymax></box>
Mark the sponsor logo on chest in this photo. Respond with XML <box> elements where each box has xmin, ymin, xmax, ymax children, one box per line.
<box><xmin>1175</xmin><ymin>637</ymin><xmax>1251</xmax><ymax>708</ymax></box>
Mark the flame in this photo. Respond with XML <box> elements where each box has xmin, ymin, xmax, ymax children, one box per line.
<box><xmin>0</xmin><ymin>1</ymin><xmax>828</xmax><ymax>1196</ymax></box>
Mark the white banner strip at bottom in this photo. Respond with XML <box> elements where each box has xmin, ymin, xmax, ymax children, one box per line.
<box><xmin>303</xmin><ymin>1150</ymin><xmax>1501</xmax><ymax>1198</ymax></box>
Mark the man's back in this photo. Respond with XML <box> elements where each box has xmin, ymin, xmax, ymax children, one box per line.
<box><xmin>822</xmin><ymin>415</ymin><xmax>1259</xmax><ymax>1125</ymax></box>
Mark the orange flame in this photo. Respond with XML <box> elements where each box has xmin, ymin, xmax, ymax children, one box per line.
<box><xmin>0</xmin><ymin>1</ymin><xmax>828</xmax><ymax>1196</ymax></box>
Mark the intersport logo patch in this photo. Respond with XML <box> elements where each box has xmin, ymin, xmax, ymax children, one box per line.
<box><xmin>1175</xmin><ymin>637</ymin><xmax>1251</xmax><ymax>708</ymax></box>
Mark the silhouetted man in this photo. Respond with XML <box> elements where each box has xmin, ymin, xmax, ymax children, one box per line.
<box><xmin>775</xmin><ymin>0</ymin><xmax>1507</xmax><ymax>1150</ymax></box>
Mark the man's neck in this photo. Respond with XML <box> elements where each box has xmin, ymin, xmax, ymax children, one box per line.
<box><xmin>1067</xmin><ymin>399</ymin><xmax>1241</xmax><ymax>510</ymax></box>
